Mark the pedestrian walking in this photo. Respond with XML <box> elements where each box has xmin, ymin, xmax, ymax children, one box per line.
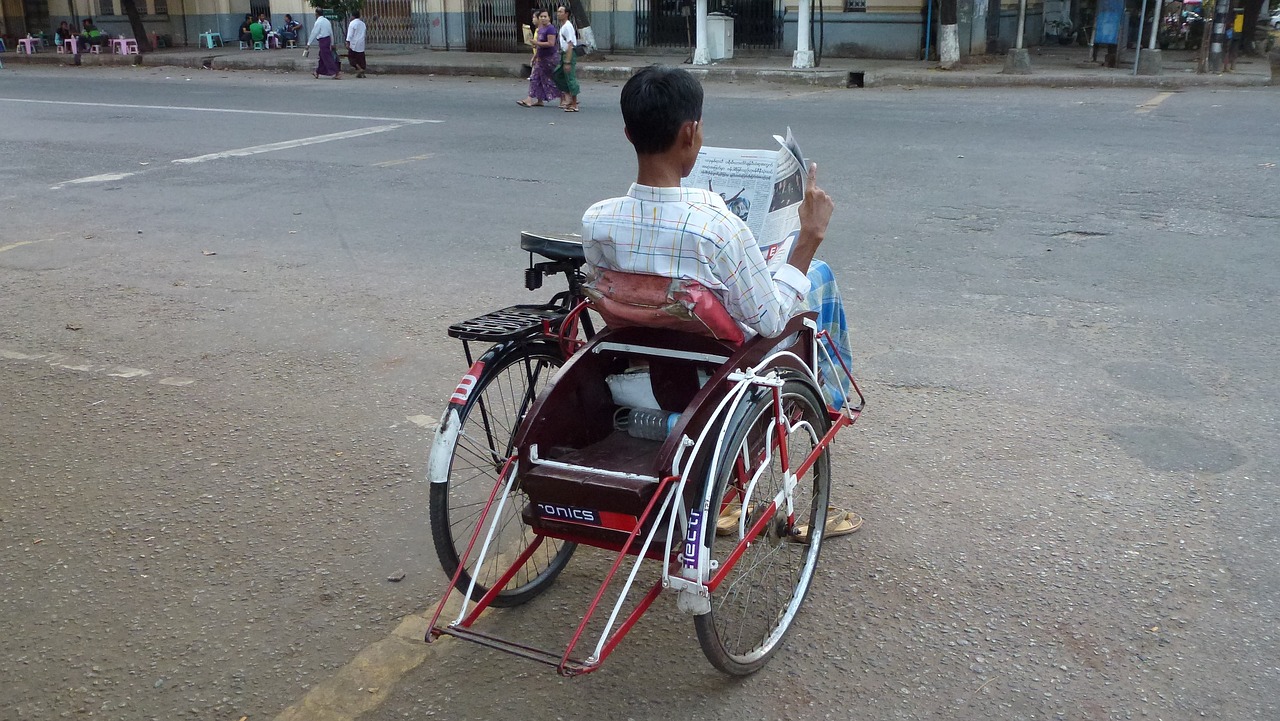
<box><xmin>517</xmin><ymin>10</ymin><xmax>560</xmax><ymax>107</ymax></box>
<box><xmin>524</xmin><ymin>9</ymin><xmax>538</xmax><ymax>66</ymax></box>
<box><xmin>346</xmin><ymin>10</ymin><xmax>367</xmax><ymax>78</ymax></box>
<box><xmin>553</xmin><ymin>4</ymin><xmax>580</xmax><ymax>112</ymax></box>
<box><xmin>306</xmin><ymin>8</ymin><xmax>341</xmax><ymax>79</ymax></box>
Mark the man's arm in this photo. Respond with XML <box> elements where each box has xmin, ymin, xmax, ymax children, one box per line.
<box><xmin>784</xmin><ymin>162</ymin><xmax>835</xmax><ymax>276</ymax></box>
<box><xmin>710</xmin><ymin>217</ymin><xmax>809</xmax><ymax>339</ymax></box>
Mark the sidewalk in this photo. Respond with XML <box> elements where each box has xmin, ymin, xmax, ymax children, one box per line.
<box><xmin>6</xmin><ymin>41</ymin><xmax>1272</xmax><ymax>89</ymax></box>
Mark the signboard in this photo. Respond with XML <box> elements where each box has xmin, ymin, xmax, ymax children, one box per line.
<box><xmin>1094</xmin><ymin>0</ymin><xmax>1125</xmax><ymax>44</ymax></box>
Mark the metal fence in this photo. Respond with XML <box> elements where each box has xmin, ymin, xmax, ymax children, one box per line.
<box><xmin>464</xmin><ymin>0</ymin><xmax>521</xmax><ymax>51</ymax></box>
<box><xmin>636</xmin><ymin>0</ymin><xmax>782</xmax><ymax>49</ymax></box>
<box><xmin>364</xmin><ymin>0</ymin><xmax>432</xmax><ymax>44</ymax></box>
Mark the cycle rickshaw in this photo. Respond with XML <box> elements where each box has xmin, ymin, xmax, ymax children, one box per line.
<box><xmin>425</xmin><ymin>232</ymin><xmax>864</xmax><ymax>676</ymax></box>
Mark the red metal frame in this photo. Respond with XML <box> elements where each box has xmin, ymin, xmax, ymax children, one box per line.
<box><xmin>426</xmin><ymin>454</ymin><xmax>519</xmax><ymax>637</ymax></box>
<box><xmin>428</xmin><ymin>325</ymin><xmax>866</xmax><ymax>676</ymax></box>
<box><xmin>430</xmin><ymin>473</ymin><xmax>683</xmax><ymax>676</ymax></box>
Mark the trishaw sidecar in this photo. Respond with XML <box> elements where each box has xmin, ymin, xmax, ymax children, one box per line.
<box><xmin>426</xmin><ymin>233</ymin><xmax>863</xmax><ymax>676</ymax></box>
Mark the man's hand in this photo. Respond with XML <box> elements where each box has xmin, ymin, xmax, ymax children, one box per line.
<box><xmin>785</xmin><ymin>162</ymin><xmax>835</xmax><ymax>276</ymax></box>
<box><xmin>797</xmin><ymin>162</ymin><xmax>834</xmax><ymax>245</ymax></box>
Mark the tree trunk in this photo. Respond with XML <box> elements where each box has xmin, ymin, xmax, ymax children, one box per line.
<box><xmin>568</xmin><ymin>0</ymin><xmax>591</xmax><ymax>29</ymax></box>
<box><xmin>120</xmin><ymin>0</ymin><xmax>153</xmax><ymax>53</ymax></box>
<box><xmin>939</xmin><ymin>0</ymin><xmax>960</xmax><ymax>68</ymax></box>
<box><xmin>1240</xmin><ymin>0</ymin><xmax>1262</xmax><ymax>49</ymax></box>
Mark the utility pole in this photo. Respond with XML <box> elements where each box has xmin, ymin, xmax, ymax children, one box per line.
<box><xmin>1207</xmin><ymin>0</ymin><xmax>1227</xmax><ymax>71</ymax></box>
<box><xmin>1003</xmin><ymin>0</ymin><xmax>1032</xmax><ymax>73</ymax></box>
<box><xmin>692</xmin><ymin>0</ymin><xmax>709</xmax><ymax>64</ymax></box>
<box><xmin>794</xmin><ymin>0</ymin><xmax>814</xmax><ymax>68</ymax></box>
<box><xmin>1135</xmin><ymin>0</ymin><xmax>1163</xmax><ymax>74</ymax></box>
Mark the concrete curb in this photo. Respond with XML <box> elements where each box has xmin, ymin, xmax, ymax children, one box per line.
<box><xmin>582</xmin><ymin>64</ymin><xmax>854</xmax><ymax>87</ymax></box>
<box><xmin>867</xmin><ymin>69</ymin><xmax>1271</xmax><ymax>88</ymax></box>
<box><xmin>9</xmin><ymin>52</ymin><xmax>142</xmax><ymax>68</ymax></box>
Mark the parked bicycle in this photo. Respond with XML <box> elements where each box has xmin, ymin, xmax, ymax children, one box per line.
<box><xmin>427</xmin><ymin>231</ymin><xmax>595</xmax><ymax>605</ymax></box>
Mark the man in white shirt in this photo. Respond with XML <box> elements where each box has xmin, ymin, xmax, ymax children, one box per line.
<box><xmin>306</xmin><ymin>8</ymin><xmax>340</xmax><ymax>79</ymax></box>
<box><xmin>582</xmin><ymin>66</ymin><xmax>848</xmax><ymax>365</ymax></box>
<box><xmin>582</xmin><ymin>66</ymin><xmax>862</xmax><ymax>536</ymax></box>
<box><xmin>554</xmin><ymin>4</ymin><xmax>579</xmax><ymax>111</ymax></box>
<box><xmin>346</xmin><ymin>10</ymin><xmax>367</xmax><ymax>78</ymax></box>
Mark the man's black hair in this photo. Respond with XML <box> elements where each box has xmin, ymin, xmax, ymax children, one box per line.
<box><xmin>352</xmin><ymin>10</ymin><xmax>360</xmax><ymax>18</ymax></box>
<box><xmin>620</xmin><ymin>66</ymin><xmax>703</xmax><ymax>156</ymax></box>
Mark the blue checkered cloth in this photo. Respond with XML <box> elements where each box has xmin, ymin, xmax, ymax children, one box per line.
<box><xmin>805</xmin><ymin>260</ymin><xmax>853</xmax><ymax>410</ymax></box>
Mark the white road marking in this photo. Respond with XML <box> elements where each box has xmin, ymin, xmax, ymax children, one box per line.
<box><xmin>2</xmin><ymin>347</ymin><xmax>191</xmax><ymax>386</ymax></box>
<box><xmin>1136</xmin><ymin>91</ymin><xmax>1174</xmax><ymax>114</ymax></box>
<box><xmin>0</xmin><ymin>97</ymin><xmax>442</xmax><ymax>124</ymax></box>
<box><xmin>0</xmin><ymin>237</ymin><xmax>60</xmax><ymax>254</ymax></box>
<box><xmin>172</xmin><ymin>124</ymin><xmax>406</xmax><ymax>164</ymax></box>
<box><xmin>106</xmin><ymin>367</ymin><xmax>151</xmax><ymax>378</ymax></box>
<box><xmin>374</xmin><ymin>153</ymin><xmax>435</xmax><ymax>168</ymax></box>
<box><xmin>50</xmin><ymin>172</ymin><xmax>136</xmax><ymax>191</ymax></box>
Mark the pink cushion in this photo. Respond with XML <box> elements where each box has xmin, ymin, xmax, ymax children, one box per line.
<box><xmin>585</xmin><ymin>270</ymin><xmax>745</xmax><ymax>344</ymax></box>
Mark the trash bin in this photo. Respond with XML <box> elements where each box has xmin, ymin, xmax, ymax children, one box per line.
<box><xmin>706</xmin><ymin>12</ymin><xmax>734</xmax><ymax>60</ymax></box>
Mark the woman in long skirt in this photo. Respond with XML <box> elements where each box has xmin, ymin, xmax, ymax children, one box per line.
<box><xmin>518</xmin><ymin>10</ymin><xmax>560</xmax><ymax>107</ymax></box>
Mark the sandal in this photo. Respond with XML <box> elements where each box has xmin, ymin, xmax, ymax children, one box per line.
<box><xmin>516</xmin><ymin>99</ymin><xmax>535</xmax><ymax>107</ymax></box>
<box><xmin>788</xmin><ymin>507</ymin><xmax>863</xmax><ymax>543</ymax></box>
<box><xmin>715</xmin><ymin>503</ymin><xmax>754</xmax><ymax>536</ymax></box>
<box><xmin>563</xmin><ymin>105</ymin><xmax>579</xmax><ymax>112</ymax></box>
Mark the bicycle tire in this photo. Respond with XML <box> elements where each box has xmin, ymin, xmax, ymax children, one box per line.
<box><xmin>694</xmin><ymin>377</ymin><xmax>831</xmax><ymax>675</ymax></box>
<box><xmin>428</xmin><ymin>341</ymin><xmax>576</xmax><ymax>607</ymax></box>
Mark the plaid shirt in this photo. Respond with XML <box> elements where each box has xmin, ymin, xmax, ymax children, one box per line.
<box><xmin>582</xmin><ymin>184</ymin><xmax>811</xmax><ymax>338</ymax></box>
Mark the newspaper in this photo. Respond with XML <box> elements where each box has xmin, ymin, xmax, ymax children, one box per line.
<box><xmin>683</xmin><ymin>128</ymin><xmax>807</xmax><ymax>273</ymax></box>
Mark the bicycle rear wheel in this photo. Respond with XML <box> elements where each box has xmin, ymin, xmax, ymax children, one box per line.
<box><xmin>694</xmin><ymin>378</ymin><xmax>831</xmax><ymax>675</ymax></box>
<box><xmin>429</xmin><ymin>341</ymin><xmax>576</xmax><ymax>607</ymax></box>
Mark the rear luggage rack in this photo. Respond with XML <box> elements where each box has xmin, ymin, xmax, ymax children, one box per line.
<box><xmin>448</xmin><ymin>304</ymin><xmax>566</xmax><ymax>342</ymax></box>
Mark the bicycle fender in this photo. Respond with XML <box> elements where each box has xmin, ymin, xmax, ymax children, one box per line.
<box><xmin>427</xmin><ymin>406</ymin><xmax>462</xmax><ymax>484</ymax></box>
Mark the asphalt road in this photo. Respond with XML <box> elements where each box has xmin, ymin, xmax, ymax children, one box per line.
<box><xmin>2</xmin><ymin>65</ymin><xmax>1277</xmax><ymax>721</ymax></box>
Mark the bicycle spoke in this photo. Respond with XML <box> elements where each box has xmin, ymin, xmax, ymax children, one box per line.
<box><xmin>697</xmin><ymin>380</ymin><xmax>830</xmax><ymax>672</ymax></box>
<box><xmin>430</xmin><ymin>345</ymin><xmax>575</xmax><ymax>606</ymax></box>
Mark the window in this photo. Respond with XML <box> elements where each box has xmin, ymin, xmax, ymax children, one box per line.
<box><xmin>845</xmin><ymin>0</ymin><xmax>866</xmax><ymax>10</ymax></box>
<box><xmin>153</xmin><ymin>0</ymin><xmax>168</xmax><ymax>15</ymax></box>
<box><xmin>99</xmin><ymin>0</ymin><xmax>116</xmax><ymax>16</ymax></box>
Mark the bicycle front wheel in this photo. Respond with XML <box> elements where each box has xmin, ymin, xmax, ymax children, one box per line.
<box><xmin>428</xmin><ymin>341</ymin><xmax>576</xmax><ymax>607</ymax></box>
<box><xmin>694</xmin><ymin>378</ymin><xmax>831</xmax><ymax>675</ymax></box>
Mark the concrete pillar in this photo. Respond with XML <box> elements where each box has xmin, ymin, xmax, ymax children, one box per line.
<box><xmin>1136</xmin><ymin>47</ymin><xmax>1163</xmax><ymax>73</ymax></box>
<box><xmin>1002</xmin><ymin>0</ymin><xmax>1032</xmax><ymax>74</ymax></box>
<box><xmin>793</xmin><ymin>0</ymin><xmax>814</xmax><ymax>68</ymax></box>
<box><xmin>693</xmin><ymin>0</ymin><xmax>709</xmax><ymax>65</ymax></box>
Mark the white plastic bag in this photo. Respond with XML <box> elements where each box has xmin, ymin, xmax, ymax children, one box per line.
<box><xmin>302</xmin><ymin>48</ymin><xmax>309</xmax><ymax>58</ymax></box>
<box><xmin>605</xmin><ymin>369</ymin><xmax>659</xmax><ymax>409</ymax></box>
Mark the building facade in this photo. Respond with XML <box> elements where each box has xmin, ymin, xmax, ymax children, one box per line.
<box><xmin>3</xmin><ymin>0</ymin><xmax>1052</xmax><ymax>59</ymax></box>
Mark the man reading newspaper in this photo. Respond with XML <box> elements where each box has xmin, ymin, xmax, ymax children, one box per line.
<box><xmin>581</xmin><ymin>65</ymin><xmax>861</xmax><ymax>538</ymax></box>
